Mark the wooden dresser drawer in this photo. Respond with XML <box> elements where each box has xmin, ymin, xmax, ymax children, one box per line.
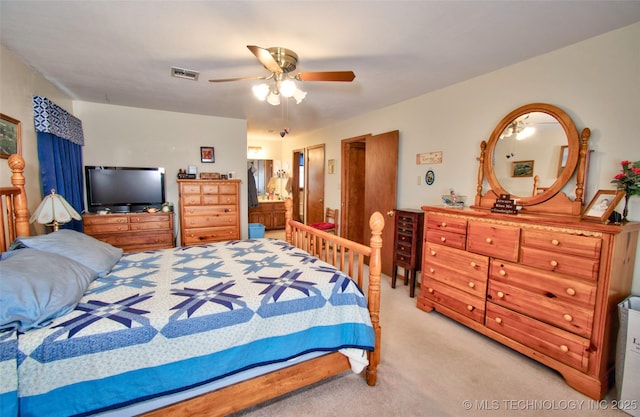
<box><xmin>180</xmin><ymin>184</ymin><xmax>203</xmax><ymax>194</ymax></box>
<box><xmin>426</xmin><ymin>214</ymin><xmax>467</xmax><ymax>235</ymax></box>
<box><xmin>423</xmin><ymin>242</ymin><xmax>488</xmax><ymax>297</ymax></box>
<box><xmin>183</xmin><ymin>205</ymin><xmax>236</xmax><ymax>216</ymax></box>
<box><xmin>489</xmin><ymin>259</ymin><xmax>596</xmax><ymax>308</ymax></box>
<box><xmin>425</xmin><ymin>229</ymin><xmax>466</xmax><ymax>249</ymax></box>
<box><xmin>83</xmin><ymin>215</ymin><xmax>128</xmax><ymax>226</ymax></box>
<box><xmin>182</xmin><ymin>214</ymin><xmax>237</xmax><ymax>228</ymax></box>
<box><xmin>129</xmin><ymin>214</ymin><xmax>172</xmax><ymax>224</ymax></box>
<box><xmin>488</xmin><ymin>280</ymin><xmax>594</xmax><ymax>338</ymax></box>
<box><xmin>486</xmin><ymin>303</ymin><xmax>590</xmax><ymax>372</ymax></box>
<box><xmin>182</xmin><ymin>226</ymin><xmax>239</xmax><ymax>245</ymax></box>
<box><xmin>520</xmin><ymin>246</ymin><xmax>599</xmax><ymax>281</ymax></box>
<box><xmin>422</xmin><ymin>277</ymin><xmax>486</xmax><ymax>323</ymax></box>
<box><xmin>521</xmin><ymin>229</ymin><xmax>601</xmax><ymax>259</ymax></box>
<box><xmin>84</xmin><ymin>222</ymin><xmax>130</xmax><ymax>233</ymax></box>
<box><xmin>467</xmin><ymin>222</ymin><xmax>520</xmax><ymax>262</ymax></box>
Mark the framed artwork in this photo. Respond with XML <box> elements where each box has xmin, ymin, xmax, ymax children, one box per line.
<box><xmin>425</xmin><ymin>169</ymin><xmax>435</xmax><ymax>185</ymax></box>
<box><xmin>511</xmin><ymin>160</ymin><xmax>534</xmax><ymax>177</ymax></box>
<box><xmin>200</xmin><ymin>146</ymin><xmax>215</xmax><ymax>163</ymax></box>
<box><xmin>582</xmin><ymin>189</ymin><xmax>624</xmax><ymax>222</ymax></box>
<box><xmin>557</xmin><ymin>145</ymin><xmax>569</xmax><ymax>176</ymax></box>
<box><xmin>0</xmin><ymin>113</ymin><xmax>22</xmax><ymax>159</ymax></box>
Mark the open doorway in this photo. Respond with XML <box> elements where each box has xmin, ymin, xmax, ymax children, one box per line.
<box><xmin>291</xmin><ymin>149</ymin><xmax>304</xmax><ymax>222</ymax></box>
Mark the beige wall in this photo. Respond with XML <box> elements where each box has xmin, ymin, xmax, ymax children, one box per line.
<box><xmin>282</xmin><ymin>22</ymin><xmax>640</xmax><ymax>293</ymax></box>
<box><xmin>0</xmin><ymin>45</ymin><xmax>74</xmax><ymax>234</ymax></box>
<box><xmin>74</xmin><ymin>101</ymin><xmax>248</xmax><ymax>241</ymax></box>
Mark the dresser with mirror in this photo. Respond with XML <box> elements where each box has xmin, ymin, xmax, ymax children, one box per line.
<box><xmin>418</xmin><ymin>103</ymin><xmax>639</xmax><ymax>400</ymax></box>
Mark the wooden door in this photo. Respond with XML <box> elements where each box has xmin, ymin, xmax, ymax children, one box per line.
<box><xmin>291</xmin><ymin>150</ymin><xmax>303</xmax><ymax>222</ymax></box>
<box><xmin>342</xmin><ymin>131</ymin><xmax>399</xmax><ymax>277</ymax></box>
<box><xmin>364</xmin><ymin>131</ymin><xmax>399</xmax><ymax>277</ymax></box>
<box><xmin>306</xmin><ymin>144</ymin><xmax>325</xmax><ymax>225</ymax></box>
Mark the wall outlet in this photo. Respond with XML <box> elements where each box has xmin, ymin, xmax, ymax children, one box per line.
<box><xmin>417</xmin><ymin>175</ymin><xmax>422</xmax><ymax>185</ymax></box>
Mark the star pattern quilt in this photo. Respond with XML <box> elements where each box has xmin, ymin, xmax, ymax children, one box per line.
<box><xmin>0</xmin><ymin>238</ymin><xmax>374</xmax><ymax>417</ymax></box>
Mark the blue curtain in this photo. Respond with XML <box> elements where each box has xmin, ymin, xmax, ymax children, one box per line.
<box><xmin>33</xmin><ymin>96</ymin><xmax>85</xmax><ymax>232</ymax></box>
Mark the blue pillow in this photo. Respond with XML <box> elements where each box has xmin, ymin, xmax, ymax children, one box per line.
<box><xmin>10</xmin><ymin>229</ymin><xmax>123</xmax><ymax>277</ymax></box>
<box><xmin>0</xmin><ymin>248</ymin><xmax>97</xmax><ymax>332</ymax></box>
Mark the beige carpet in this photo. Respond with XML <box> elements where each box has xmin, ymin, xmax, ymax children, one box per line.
<box><xmin>232</xmin><ymin>255</ymin><xmax>629</xmax><ymax>417</ymax></box>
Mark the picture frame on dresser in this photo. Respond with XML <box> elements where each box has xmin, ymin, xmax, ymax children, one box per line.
<box><xmin>200</xmin><ymin>146</ymin><xmax>215</xmax><ymax>163</ymax></box>
<box><xmin>582</xmin><ymin>189</ymin><xmax>624</xmax><ymax>222</ymax></box>
<box><xmin>0</xmin><ymin>113</ymin><xmax>21</xmax><ymax>158</ymax></box>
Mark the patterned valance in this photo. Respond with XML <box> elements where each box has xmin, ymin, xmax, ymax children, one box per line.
<box><xmin>33</xmin><ymin>96</ymin><xmax>84</xmax><ymax>145</ymax></box>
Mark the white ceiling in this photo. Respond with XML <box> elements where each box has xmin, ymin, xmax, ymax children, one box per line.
<box><xmin>2</xmin><ymin>1</ymin><xmax>640</xmax><ymax>140</ymax></box>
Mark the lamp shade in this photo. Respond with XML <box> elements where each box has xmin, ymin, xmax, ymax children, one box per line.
<box><xmin>30</xmin><ymin>189</ymin><xmax>81</xmax><ymax>231</ymax></box>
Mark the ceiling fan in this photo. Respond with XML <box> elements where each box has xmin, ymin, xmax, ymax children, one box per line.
<box><xmin>209</xmin><ymin>45</ymin><xmax>355</xmax><ymax>105</ymax></box>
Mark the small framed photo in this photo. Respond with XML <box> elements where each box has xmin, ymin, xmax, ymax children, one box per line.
<box><xmin>0</xmin><ymin>113</ymin><xmax>22</xmax><ymax>159</ymax></box>
<box><xmin>200</xmin><ymin>146</ymin><xmax>215</xmax><ymax>163</ymax></box>
<box><xmin>425</xmin><ymin>169</ymin><xmax>435</xmax><ymax>185</ymax></box>
<box><xmin>557</xmin><ymin>145</ymin><xmax>569</xmax><ymax>176</ymax></box>
<box><xmin>582</xmin><ymin>189</ymin><xmax>624</xmax><ymax>222</ymax></box>
<box><xmin>511</xmin><ymin>160</ymin><xmax>534</xmax><ymax>177</ymax></box>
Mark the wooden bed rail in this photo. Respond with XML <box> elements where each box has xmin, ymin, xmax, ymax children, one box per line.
<box><xmin>284</xmin><ymin>198</ymin><xmax>384</xmax><ymax>386</ymax></box>
<box><xmin>1</xmin><ymin>154</ymin><xmax>29</xmax><ymax>251</ymax></box>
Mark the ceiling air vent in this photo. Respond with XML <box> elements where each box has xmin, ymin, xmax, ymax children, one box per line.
<box><xmin>171</xmin><ymin>67</ymin><xmax>199</xmax><ymax>81</ymax></box>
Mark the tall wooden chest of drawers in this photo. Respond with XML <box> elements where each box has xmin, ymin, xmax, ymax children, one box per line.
<box><xmin>83</xmin><ymin>212</ymin><xmax>175</xmax><ymax>252</ymax></box>
<box><xmin>418</xmin><ymin>206</ymin><xmax>639</xmax><ymax>400</ymax></box>
<box><xmin>177</xmin><ymin>179</ymin><xmax>241</xmax><ymax>246</ymax></box>
<box><xmin>391</xmin><ymin>209</ymin><xmax>424</xmax><ymax>297</ymax></box>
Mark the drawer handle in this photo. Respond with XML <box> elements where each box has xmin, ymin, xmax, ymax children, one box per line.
<box><xmin>470</xmin><ymin>261</ymin><xmax>477</xmax><ymax>268</ymax></box>
<box><xmin>428</xmin><ymin>287</ymin><xmax>434</xmax><ymax>293</ymax></box>
<box><xmin>441</xmin><ymin>222</ymin><xmax>447</xmax><ymax>227</ymax></box>
<box><xmin>430</xmin><ymin>250</ymin><xmax>436</xmax><ymax>256</ymax></box>
<box><xmin>495</xmin><ymin>317</ymin><xmax>502</xmax><ymax>324</ymax></box>
<box><xmin>429</xmin><ymin>268</ymin><xmax>435</xmax><ymax>273</ymax></box>
<box><xmin>551</xmin><ymin>239</ymin><xmax>559</xmax><ymax>246</ymax></box>
<box><xmin>499</xmin><ymin>269</ymin><xmax>506</xmax><ymax>276</ymax></box>
<box><xmin>497</xmin><ymin>291</ymin><xmax>504</xmax><ymax>298</ymax></box>
<box><xmin>563</xmin><ymin>314</ymin><xmax>573</xmax><ymax>322</ymax></box>
<box><xmin>466</xmin><ymin>305</ymin><xmax>474</xmax><ymax>311</ymax></box>
<box><xmin>468</xmin><ymin>282</ymin><xmax>475</xmax><ymax>288</ymax></box>
<box><xmin>560</xmin><ymin>345</ymin><xmax>569</xmax><ymax>353</ymax></box>
<box><xmin>566</xmin><ymin>288</ymin><xmax>576</xmax><ymax>296</ymax></box>
<box><xmin>440</xmin><ymin>236</ymin><xmax>446</xmax><ymax>242</ymax></box>
<box><xmin>550</xmin><ymin>260</ymin><xmax>558</xmax><ymax>267</ymax></box>
<box><xmin>485</xmin><ymin>237</ymin><xmax>493</xmax><ymax>244</ymax></box>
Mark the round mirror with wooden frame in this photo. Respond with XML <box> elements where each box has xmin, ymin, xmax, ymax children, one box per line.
<box><xmin>474</xmin><ymin>103</ymin><xmax>590</xmax><ymax>216</ymax></box>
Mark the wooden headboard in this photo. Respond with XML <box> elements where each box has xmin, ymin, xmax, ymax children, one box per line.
<box><xmin>0</xmin><ymin>154</ymin><xmax>30</xmax><ymax>251</ymax></box>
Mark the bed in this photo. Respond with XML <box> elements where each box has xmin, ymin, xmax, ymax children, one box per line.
<box><xmin>0</xmin><ymin>154</ymin><xmax>384</xmax><ymax>417</ymax></box>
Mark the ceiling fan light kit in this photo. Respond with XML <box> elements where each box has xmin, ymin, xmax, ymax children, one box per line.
<box><xmin>210</xmin><ymin>45</ymin><xmax>354</xmax><ymax>106</ymax></box>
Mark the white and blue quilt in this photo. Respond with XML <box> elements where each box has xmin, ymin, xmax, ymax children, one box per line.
<box><xmin>0</xmin><ymin>238</ymin><xmax>374</xmax><ymax>417</ymax></box>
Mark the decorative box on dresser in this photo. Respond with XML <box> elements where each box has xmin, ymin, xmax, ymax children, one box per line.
<box><xmin>417</xmin><ymin>103</ymin><xmax>640</xmax><ymax>400</ymax></box>
<box><xmin>391</xmin><ymin>209</ymin><xmax>424</xmax><ymax>297</ymax></box>
<box><xmin>177</xmin><ymin>179</ymin><xmax>241</xmax><ymax>246</ymax></box>
<box><xmin>83</xmin><ymin>212</ymin><xmax>175</xmax><ymax>252</ymax></box>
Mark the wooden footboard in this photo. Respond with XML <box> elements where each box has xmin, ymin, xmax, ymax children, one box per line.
<box><xmin>145</xmin><ymin>200</ymin><xmax>384</xmax><ymax>416</ymax></box>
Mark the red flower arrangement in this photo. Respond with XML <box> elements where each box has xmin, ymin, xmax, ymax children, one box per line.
<box><xmin>611</xmin><ymin>160</ymin><xmax>640</xmax><ymax>221</ymax></box>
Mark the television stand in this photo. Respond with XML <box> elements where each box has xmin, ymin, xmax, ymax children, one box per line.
<box><xmin>83</xmin><ymin>211</ymin><xmax>175</xmax><ymax>252</ymax></box>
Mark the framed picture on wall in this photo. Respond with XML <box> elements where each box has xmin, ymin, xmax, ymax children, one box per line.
<box><xmin>0</xmin><ymin>113</ymin><xmax>21</xmax><ymax>159</ymax></box>
<box><xmin>200</xmin><ymin>146</ymin><xmax>215</xmax><ymax>163</ymax></box>
<box><xmin>511</xmin><ymin>160</ymin><xmax>534</xmax><ymax>177</ymax></box>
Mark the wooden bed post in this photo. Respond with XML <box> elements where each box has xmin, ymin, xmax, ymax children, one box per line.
<box><xmin>8</xmin><ymin>154</ymin><xmax>30</xmax><ymax>237</ymax></box>
<box><xmin>366</xmin><ymin>211</ymin><xmax>384</xmax><ymax>386</ymax></box>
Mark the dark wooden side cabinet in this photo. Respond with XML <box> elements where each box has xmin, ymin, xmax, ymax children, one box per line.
<box><xmin>391</xmin><ymin>209</ymin><xmax>424</xmax><ymax>297</ymax></box>
<box><xmin>248</xmin><ymin>201</ymin><xmax>286</xmax><ymax>230</ymax></box>
<box><xmin>83</xmin><ymin>212</ymin><xmax>175</xmax><ymax>252</ymax></box>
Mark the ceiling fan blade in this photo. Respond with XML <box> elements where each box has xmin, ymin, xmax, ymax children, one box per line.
<box><xmin>209</xmin><ymin>75</ymin><xmax>268</xmax><ymax>83</ymax></box>
<box><xmin>247</xmin><ymin>45</ymin><xmax>283</xmax><ymax>74</ymax></box>
<box><xmin>296</xmin><ymin>71</ymin><xmax>355</xmax><ymax>82</ymax></box>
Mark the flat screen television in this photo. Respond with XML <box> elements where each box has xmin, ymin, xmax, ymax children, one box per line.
<box><xmin>85</xmin><ymin>166</ymin><xmax>166</xmax><ymax>213</ymax></box>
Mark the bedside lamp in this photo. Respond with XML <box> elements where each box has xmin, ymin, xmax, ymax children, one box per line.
<box><xmin>30</xmin><ymin>189</ymin><xmax>81</xmax><ymax>231</ymax></box>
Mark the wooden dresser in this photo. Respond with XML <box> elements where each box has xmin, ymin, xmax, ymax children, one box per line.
<box><xmin>391</xmin><ymin>209</ymin><xmax>424</xmax><ymax>297</ymax></box>
<box><xmin>417</xmin><ymin>206</ymin><xmax>639</xmax><ymax>400</ymax></box>
<box><xmin>177</xmin><ymin>179</ymin><xmax>241</xmax><ymax>246</ymax></box>
<box><xmin>248</xmin><ymin>201</ymin><xmax>286</xmax><ymax>230</ymax></box>
<box><xmin>83</xmin><ymin>212</ymin><xmax>175</xmax><ymax>252</ymax></box>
